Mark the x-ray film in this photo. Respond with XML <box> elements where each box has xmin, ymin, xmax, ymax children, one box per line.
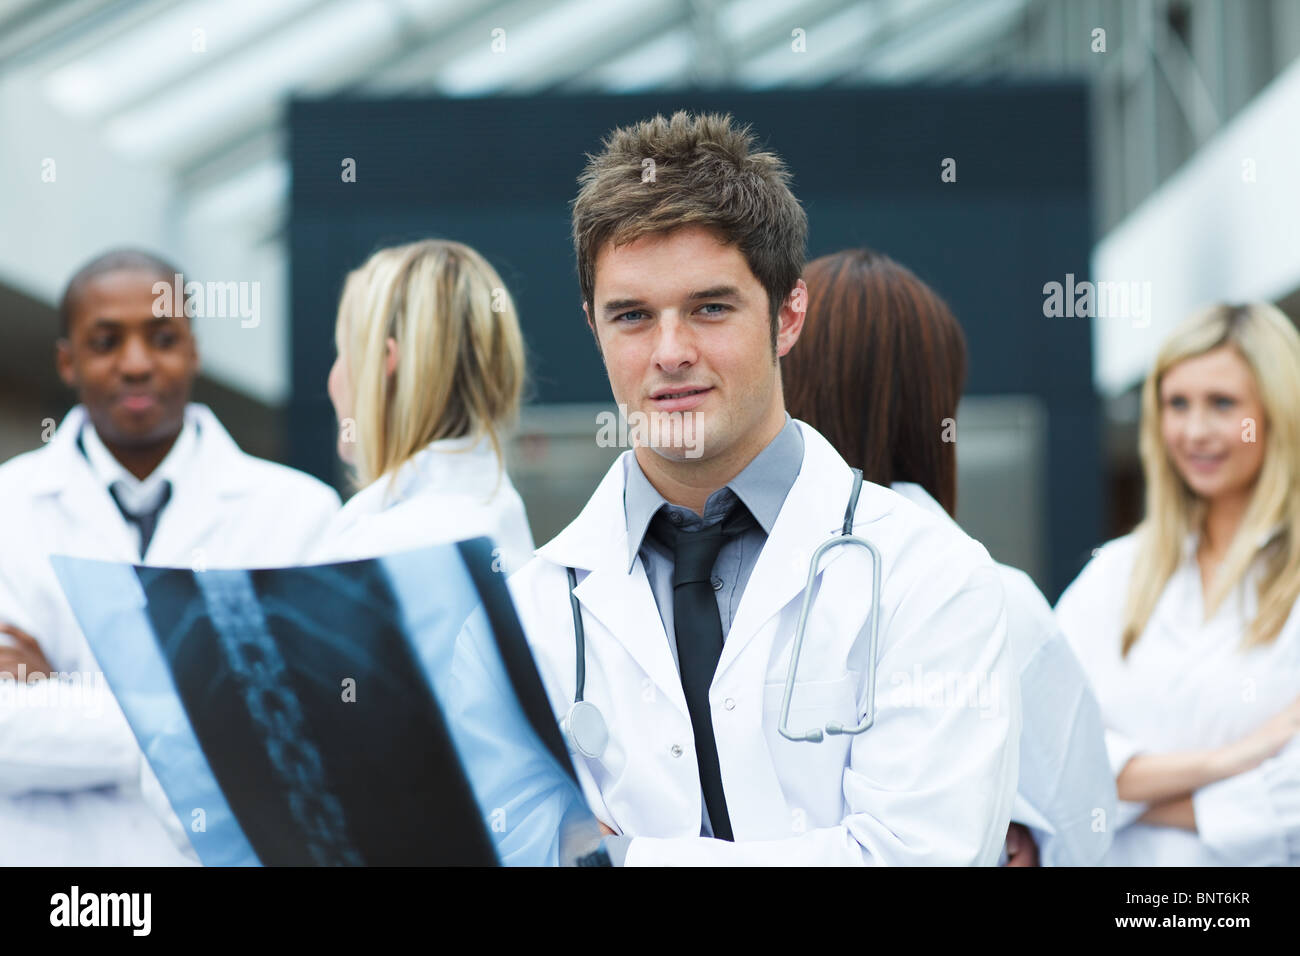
<box><xmin>51</xmin><ymin>538</ymin><xmax>603</xmax><ymax>867</ymax></box>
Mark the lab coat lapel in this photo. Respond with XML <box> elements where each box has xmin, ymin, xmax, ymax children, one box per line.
<box><xmin>537</xmin><ymin>452</ymin><xmax>690</xmax><ymax>720</ymax></box>
<box><xmin>716</xmin><ymin>423</ymin><xmax>859</xmax><ymax>680</ymax></box>
<box><xmin>32</xmin><ymin>408</ymin><xmax>139</xmax><ymax>560</ymax></box>
<box><xmin>146</xmin><ymin>406</ymin><xmax>255</xmax><ymax>564</ymax></box>
<box><xmin>572</xmin><ymin>559</ymin><xmax>691</xmax><ymax>721</ymax></box>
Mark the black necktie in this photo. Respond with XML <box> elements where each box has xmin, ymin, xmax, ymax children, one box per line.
<box><xmin>649</xmin><ymin>502</ymin><xmax>755</xmax><ymax>841</ymax></box>
<box><xmin>108</xmin><ymin>481</ymin><xmax>172</xmax><ymax>558</ymax></box>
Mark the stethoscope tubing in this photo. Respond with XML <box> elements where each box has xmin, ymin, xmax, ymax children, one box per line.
<box><xmin>564</xmin><ymin>467</ymin><xmax>877</xmax><ymax>757</ymax></box>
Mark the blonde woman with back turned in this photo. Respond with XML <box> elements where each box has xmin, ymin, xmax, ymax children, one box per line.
<box><xmin>1056</xmin><ymin>302</ymin><xmax>1300</xmax><ymax>865</ymax></box>
<box><xmin>314</xmin><ymin>239</ymin><xmax>535</xmax><ymax>572</ymax></box>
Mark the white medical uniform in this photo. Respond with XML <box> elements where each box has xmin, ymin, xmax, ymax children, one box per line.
<box><xmin>311</xmin><ymin>434</ymin><xmax>534</xmax><ymax>570</ymax></box>
<box><xmin>1055</xmin><ymin>530</ymin><xmax>1300</xmax><ymax>865</ymax></box>
<box><xmin>891</xmin><ymin>482</ymin><xmax>1114</xmax><ymax>865</ymax></box>
<box><xmin>0</xmin><ymin>403</ymin><xmax>340</xmax><ymax>865</ymax></box>
<box><xmin>493</xmin><ymin>420</ymin><xmax>1020</xmax><ymax>865</ymax></box>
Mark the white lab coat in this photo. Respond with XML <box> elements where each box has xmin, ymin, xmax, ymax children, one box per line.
<box><xmin>1055</xmin><ymin>531</ymin><xmax>1300</xmax><ymax>865</ymax></box>
<box><xmin>0</xmin><ymin>403</ymin><xmax>341</xmax><ymax>865</ymax></box>
<box><xmin>498</xmin><ymin>420</ymin><xmax>1020</xmax><ymax>865</ymax></box>
<box><xmin>312</xmin><ymin>434</ymin><xmax>534</xmax><ymax>571</ymax></box>
<box><xmin>890</xmin><ymin>482</ymin><xmax>1114</xmax><ymax>865</ymax></box>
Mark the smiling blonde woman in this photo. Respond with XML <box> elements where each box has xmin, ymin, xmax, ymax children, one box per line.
<box><xmin>314</xmin><ymin>239</ymin><xmax>534</xmax><ymax>572</ymax></box>
<box><xmin>1055</xmin><ymin>302</ymin><xmax>1300</xmax><ymax>866</ymax></box>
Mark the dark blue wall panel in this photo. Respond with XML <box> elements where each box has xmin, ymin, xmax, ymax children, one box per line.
<box><xmin>288</xmin><ymin>85</ymin><xmax>1098</xmax><ymax>598</ymax></box>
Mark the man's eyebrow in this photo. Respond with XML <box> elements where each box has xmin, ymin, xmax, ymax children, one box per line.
<box><xmin>600</xmin><ymin>286</ymin><xmax>743</xmax><ymax>314</ymax></box>
<box><xmin>85</xmin><ymin>315</ymin><xmax>179</xmax><ymax>328</ymax></box>
<box><xmin>601</xmin><ymin>297</ymin><xmax>647</xmax><ymax>314</ymax></box>
<box><xmin>687</xmin><ymin>285</ymin><xmax>741</xmax><ymax>300</ymax></box>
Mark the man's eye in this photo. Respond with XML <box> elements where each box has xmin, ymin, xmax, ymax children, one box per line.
<box><xmin>90</xmin><ymin>335</ymin><xmax>117</xmax><ymax>351</ymax></box>
<box><xmin>153</xmin><ymin>330</ymin><xmax>178</xmax><ymax>348</ymax></box>
<box><xmin>615</xmin><ymin>311</ymin><xmax>646</xmax><ymax>322</ymax></box>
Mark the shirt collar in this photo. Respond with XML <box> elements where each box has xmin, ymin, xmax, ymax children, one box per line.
<box><xmin>80</xmin><ymin>416</ymin><xmax>197</xmax><ymax>513</ymax></box>
<box><xmin>380</xmin><ymin>434</ymin><xmax>497</xmax><ymax>509</ymax></box>
<box><xmin>623</xmin><ymin>414</ymin><xmax>804</xmax><ymax>571</ymax></box>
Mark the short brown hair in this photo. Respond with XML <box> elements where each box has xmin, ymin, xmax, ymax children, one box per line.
<box><xmin>572</xmin><ymin>111</ymin><xmax>808</xmax><ymax>345</ymax></box>
<box><xmin>783</xmin><ymin>249</ymin><xmax>968</xmax><ymax>517</ymax></box>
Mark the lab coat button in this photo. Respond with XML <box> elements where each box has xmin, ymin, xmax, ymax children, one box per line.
<box><xmin>670</xmin><ymin>744</ymin><xmax>683</xmax><ymax>757</ymax></box>
<box><xmin>724</xmin><ymin>697</ymin><xmax>735</xmax><ymax>710</ymax></box>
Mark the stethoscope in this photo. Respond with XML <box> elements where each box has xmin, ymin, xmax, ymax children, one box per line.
<box><xmin>562</xmin><ymin>467</ymin><xmax>882</xmax><ymax>760</ymax></box>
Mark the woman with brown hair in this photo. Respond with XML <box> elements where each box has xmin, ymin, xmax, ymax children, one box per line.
<box><xmin>784</xmin><ymin>247</ymin><xmax>1115</xmax><ymax>866</ymax></box>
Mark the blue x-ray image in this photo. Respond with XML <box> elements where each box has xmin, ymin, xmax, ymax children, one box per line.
<box><xmin>51</xmin><ymin>538</ymin><xmax>603</xmax><ymax>867</ymax></box>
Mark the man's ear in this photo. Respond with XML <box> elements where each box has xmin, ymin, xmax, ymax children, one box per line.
<box><xmin>775</xmin><ymin>279</ymin><xmax>808</xmax><ymax>359</ymax></box>
<box><xmin>385</xmin><ymin>337</ymin><xmax>399</xmax><ymax>376</ymax></box>
<box><xmin>583</xmin><ymin>301</ymin><xmax>603</xmax><ymax>358</ymax></box>
<box><xmin>55</xmin><ymin>339</ymin><xmax>77</xmax><ymax>389</ymax></box>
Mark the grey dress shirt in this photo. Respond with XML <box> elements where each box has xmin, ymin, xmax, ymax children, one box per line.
<box><xmin>607</xmin><ymin>415</ymin><xmax>804</xmax><ymax>853</ymax></box>
<box><xmin>624</xmin><ymin>416</ymin><xmax>805</xmax><ymax>657</ymax></box>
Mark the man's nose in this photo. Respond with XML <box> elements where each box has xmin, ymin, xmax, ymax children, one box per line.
<box><xmin>118</xmin><ymin>334</ymin><xmax>154</xmax><ymax>377</ymax></box>
<box><xmin>652</xmin><ymin>312</ymin><xmax>696</xmax><ymax>373</ymax></box>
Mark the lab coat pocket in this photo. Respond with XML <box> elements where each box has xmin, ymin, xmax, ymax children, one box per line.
<box><xmin>761</xmin><ymin>676</ymin><xmax>859</xmax><ymax>823</ymax></box>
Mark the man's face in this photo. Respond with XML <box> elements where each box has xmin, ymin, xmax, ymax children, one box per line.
<box><xmin>585</xmin><ymin>225</ymin><xmax>806</xmax><ymax>473</ymax></box>
<box><xmin>56</xmin><ymin>268</ymin><xmax>199</xmax><ymax>448</ymax></box>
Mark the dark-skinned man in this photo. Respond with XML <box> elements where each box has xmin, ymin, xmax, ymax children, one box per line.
<box><xmin>0</xmin><ymin>249</ymin><xmax>340</xmax><ymax>865</ymax></box>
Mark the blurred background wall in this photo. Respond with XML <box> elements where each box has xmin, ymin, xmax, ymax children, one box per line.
<box><xmin>287</xmin><ymin>87</ymin><xmax>1093</xmax><ymax>593</ymax></box>
<box><xmin>2</xmin><ymin>0</ymin><xmax>1299</xmax><ymax>598</ymax></box>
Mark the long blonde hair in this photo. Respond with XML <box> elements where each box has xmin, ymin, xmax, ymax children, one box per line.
<box><xmin>1122</xmin><ymin>302</ymin><xmax>1300</xmax><ymax>656</ymax></box>
<box><xmin>335</xmin><ymin>239</ymin><xmax>526</xmax><ymax>489</ymax></box>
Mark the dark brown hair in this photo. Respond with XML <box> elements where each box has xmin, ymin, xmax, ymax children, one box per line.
<box><xmin>572</xmin><ymin>111</ymin><xmax>807</xmax><ymax>346</ymax></box>
<box><xmin>783</xmin><ymin>248</ymin><xmax>968</xmax><ymax>517</ymax></box>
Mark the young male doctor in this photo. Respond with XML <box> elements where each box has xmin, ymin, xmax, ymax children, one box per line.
<box><xmin>0</xmin><ymin>250</ymin><xmax>340</xmax><ymax>865</ymax></box>
<box><xmin>492</xmin><ymin>112</ymin><xmax>1021</xmax><ymax>865</ymax></box>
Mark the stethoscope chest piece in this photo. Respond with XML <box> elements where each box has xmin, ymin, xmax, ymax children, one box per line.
<box><xmin>562</xmin><ymin>700</ymin><xmax>609</xmax><ymax>760</ymax></box>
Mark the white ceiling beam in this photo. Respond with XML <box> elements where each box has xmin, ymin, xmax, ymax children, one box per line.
<box><xmin>44</xmin><ymin>0</ymin><xmax>322</xmax><ymax>119</ymax></box>
<box><xmin>371</xmin><ymin>0</ymin><xmax>685</xmax><ymax>96</ymax></box>
<box><xmin>328</xmin><ymin>0</ymin><xmax>533</xmax><ymax>93</ymax></box>
<box><xmin>0</xmin><ymin>0</ymin><xmax>148</xmax><ymax>66</ymax></box>
<box><xmin>99</xmin><ymin>0</ymin><xmax>465</xmax><ymax>168</ymax></box>
<box><xmin>854</xmin><ymin>0</ymin><xmax>1031</xmax><ymax>80</ymax></box>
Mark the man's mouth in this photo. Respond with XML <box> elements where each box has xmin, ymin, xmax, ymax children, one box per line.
<box><xmin>649</xmin><ymin>386</ymin><xmax>713</xmax><ymax>411</ymax></box>
<box><xmin>118</xmin><ymin>393</ymin><xmax>159</xmax><ymax>412</ymax></box>
<box><xmin>653</xmin><ymin>387</ymin><xmax>709</xmax><ymax>400</ymax></box>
